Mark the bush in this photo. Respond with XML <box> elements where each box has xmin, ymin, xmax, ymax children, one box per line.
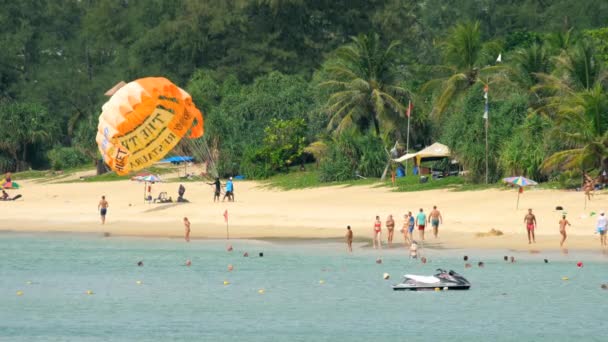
<box><xmin>319</xmin><ymin>132</ymin><xmax>386</xmax><ymax>182</ymax></box>
<box><xmin>47</xmin><ymin>146</ymin><xmax>90</xmax><ymax>170</ymax></box>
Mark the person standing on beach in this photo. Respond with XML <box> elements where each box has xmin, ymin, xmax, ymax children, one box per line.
<box><xmin>184</xmin><ymin>217</ymin><xmax>191</xmax><ymax>242</ymax></box>
<box><xmin>98</xmin><ymin>196</ymin><xmax>109</xmax><ymax>225</ymax></box>
<box><xmin>207</xmin><ymin>177</ymin><xmax>221</xmax><ymax>202</ymax></box>
<box><xmin>559</xmin><ymin>215</ymin><xmax>570</xmax><ymax>247</ymax></box>
<box><xmin>524</xmin><ymin>209</ymin><xmax>537</xmax><ymax>244</ymax></box>
<box><xmin>402</xmin><ymin>213</ymin><xmax>413</xmax><ymax>246</ymax></box>
<box><xmin>386</xmin><ymin>215</ymin><xmax>395</xmax><ymax>247</ymax></box>
<box><xmin>428</xmin><ymin>206</ymin><xmax>443</xmax><ymax>238</ymax></box>
<box><xmin>416</xmin><ymin>208</ymin><xmax>427</xmax><ymax>241</ymax></box>
<box><xmin>223</xmin><ymin>177</ymin><xmax>234</xmax><ymax>202</ymax></box>
<box><xmin>597</xmin><ymin>212</ymin><xmax>607</xmax><ymax>246</ymax></box>
<box><xmin>346</xmin><ymin>225</ymin><xmax>353</xmax><ymax>253</ymax></box>
<box><xmin>373</xmin><ymin>216</ymin><xmax>382</xmax><ymax>249</ymax></box>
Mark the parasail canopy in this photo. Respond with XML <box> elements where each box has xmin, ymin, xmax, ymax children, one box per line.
<box><xmin>96</xmin><ymin>77</ymin><xmax>204</xmax><ymax>175</ymax></box>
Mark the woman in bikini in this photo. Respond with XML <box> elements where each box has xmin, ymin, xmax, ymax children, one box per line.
<box><xmin>373</xmin><ymin>216</ymin><xmax>382</xmax><ymax>249</ymax></box>
<box><xmin>559</xmin><ymin>215</ymin><xmax>570</xmax><ymax>247</ymax></box>
<box><xmin>402</xmin><ymin>212</ymin><xmax>414</xmax><ymax>246</ymax></box>
<box><xmin>386</xmin><ymin>215</ymin><xmax>395</xmax><ymax>247</ymax></box>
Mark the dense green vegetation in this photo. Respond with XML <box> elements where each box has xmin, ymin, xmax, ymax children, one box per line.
<box><xmin>1</xmin><ymin>0</ymin><xmax>608</xmax><ymax>186</ymax></box>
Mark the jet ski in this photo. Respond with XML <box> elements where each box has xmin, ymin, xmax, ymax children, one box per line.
<box><xmin>392</xmin><ymin>269</ymin><xmax>471</xmax><ymax>291</ymax></box>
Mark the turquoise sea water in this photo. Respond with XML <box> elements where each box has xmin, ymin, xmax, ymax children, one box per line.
<box><xmin>1</xmin><ymin>232</ymin><xmax>607</xmax><ymax>341</ymax></box>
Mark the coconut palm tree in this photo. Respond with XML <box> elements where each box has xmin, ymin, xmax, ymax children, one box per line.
<box><xmin>541</xmin><ymin>83</ymin><xmax>608</xmax><ymax>172</ymax></box>
<box><xmin>320</xmin><ymin>33</ymin><xmax>408</xmax><ymax>136</ymax></box>
<box><xmin>423</xmin><ymin>21</ymin><xmax>504</xmax><ymax>117</ymax></box>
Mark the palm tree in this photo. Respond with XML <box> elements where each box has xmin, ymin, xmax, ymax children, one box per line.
<box><xmin>541</xmin><ymin>83</ymin><xmax>608</xmax><ymax>172</ymax></box>
<box><xmin>423</xmin><ymin>21</ymin><xmax>503</xmax><ymax>117</ymax></box>
<box><xmin>320</xmin><ymin>33</ymin><xmax>407</xmax><ymax>136</ymax></box>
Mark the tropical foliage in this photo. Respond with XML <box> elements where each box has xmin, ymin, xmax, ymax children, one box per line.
<box><xmin>1</xmin><ymin>0</ymin><xmax>608</xmax><ymax>185</ymax></box>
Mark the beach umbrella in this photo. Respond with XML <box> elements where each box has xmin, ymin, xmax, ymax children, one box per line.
<box><xmin>131</xmin><ymin>174</ymin><xmax>163</xmax><ymax>202</ymax></box>
<box><xmin>503</xmin><ymin>176</ymin><xmax>538</xmax><ymax>209</ymax></box>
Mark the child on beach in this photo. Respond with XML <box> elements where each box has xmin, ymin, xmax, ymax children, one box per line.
<box><xmin>409</xmin><ymin>241</ymin><xmax>418</xmax><ymax>258</ymax></box>
<box><xmin>559</xmin><ymin>215</ymin><xmax>570</xmax><ymax>247</ymax></box>
<box><xmin>346</xmin><ymin>226</ymin><xmax>353</xmax><ymax>253</ymax></box>
<box><xmin>183</xmin><ymin>217</ymin><xmax>191</xmax><ymax>242</ymax></box>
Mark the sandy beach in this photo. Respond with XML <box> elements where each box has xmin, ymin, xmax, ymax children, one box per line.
<box><xmin>1</xmin><ymin>175</ymin><xmax>606</xmax><ymax>250</ymax></box>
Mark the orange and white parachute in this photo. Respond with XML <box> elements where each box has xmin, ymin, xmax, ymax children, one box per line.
<box><xmin>96</xmin><ymin>77</ymin><xmax>204</xmax><ymax>175</ymax></box>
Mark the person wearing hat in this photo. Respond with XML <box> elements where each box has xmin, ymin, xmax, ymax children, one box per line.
<box><xmin>597</xmin><ymin>211</ymin><xmax>607</xmax><ymax>246</ymax></box>
<box><xmin>222</xmin><ymin>177</ymin><xmax>234</xmax><ymax>202</ymax></box>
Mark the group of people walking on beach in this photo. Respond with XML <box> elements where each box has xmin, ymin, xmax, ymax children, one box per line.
<box><xmin>342</xmin><ymin>206</ymin><xmax>608</xmax><ymax>253</ymax></box>
<box><xmin>369</xmin><ymin>206</ymin><xmax>443</xmax><ymax>250</ymax></box>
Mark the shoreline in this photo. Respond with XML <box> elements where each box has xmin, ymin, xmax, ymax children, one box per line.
<box><xmin>1</xmin><ymin>177</ymin><xmax>607</xmax><ymax>252</ymax></box>
<box><xmin>2</xmin><ymin>226</ymin><xmax>606</xmax><ymax>253</ymax></box>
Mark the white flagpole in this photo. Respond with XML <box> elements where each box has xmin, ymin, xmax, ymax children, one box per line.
<box><xmin>485</xmin><ymin>91</ymin><xmax>489</xmax><ymax>184</ymax></box>
<box><xmin>406</xmin><ymin>103</ymin><xmax>411</xmax><ymax>176</ymax></box>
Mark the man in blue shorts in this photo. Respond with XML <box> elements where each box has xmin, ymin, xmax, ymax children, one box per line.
<box><xmin>98</xmin><ymin>195</ymin><xmax>109</xmax><ymax>225</ymax></box>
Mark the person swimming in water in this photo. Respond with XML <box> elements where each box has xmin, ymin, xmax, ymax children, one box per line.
<box><xmin>409</xmin><ymin>240</ymin><xmax>418</xmax><ymax>259</ymax></box>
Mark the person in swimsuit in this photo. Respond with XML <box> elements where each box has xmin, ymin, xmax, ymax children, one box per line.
<box><xmin>409</xmin><ymin>240</ymin><xmax>418</xmax><ymax>258</ymax></box>
<box><xmin>559</xmin><ymin>215</ymin><xmax>570</xmax><ymax>247</ymax></box>
<box><xmin>346</xmin><ymin>225</ymin><xmax>353</xmax><ymax>253</ymax></box>
<box><xmin>373</xmin><ymin>216</ymin><xmax>382</xmax><ymax>249</ymax></box>
<box><xmin>183</xmin><ymin>217</ymin><xmax>191</xmax><ymax>242</ymax></box>
<box><xmin>1</xmin><ymin>190</ymin><xmax>8</xmax><ymax>200</ymax></box>
<box><xmin>524</xmin><ymin>208</ymin><xmax>537</xmax><ymax>244</ymax></box>
<box><xmin>428</xmin><ymin>205</ymin><xmax>443</xmax><ymax>238</ymax></box>
<box><xmin>386</xmin><ymin>215</ymin><xmax>395</xmax><ymax>247</ymax></box>
<box><xmin>98</xmin><ymin>195</ymin><xmax>109</xmax><ymax>225</ymax></box>
<box><xmin>416</xmin><ymin>208</ymin><xmax>427</xmax><ymax>241</ymax></box>
<box><xmin>402</xmin><ymin>213</ymin><xmax>412</xmax><ymax>247</ymax></box>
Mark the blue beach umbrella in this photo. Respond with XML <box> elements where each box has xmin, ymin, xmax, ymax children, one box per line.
<box><xmin>503</xmin><ymin>176</ymin><xmax>538</xmax><ymax>209</ymax></box>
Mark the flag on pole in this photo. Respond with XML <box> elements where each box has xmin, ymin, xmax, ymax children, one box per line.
<box><xmin>483</xmin><ymin>84</ymin><xmax>489</xmax><ymax>120</ymax></box>
<box><xmin>406</xmin><ymin>100</ymin><xmax>413</xmax><ymax>118</ymax></box>
<box><xmin>223</xmin><ymin>209</ymin><xmax>228</xmax><ymax>223</ymax></box>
